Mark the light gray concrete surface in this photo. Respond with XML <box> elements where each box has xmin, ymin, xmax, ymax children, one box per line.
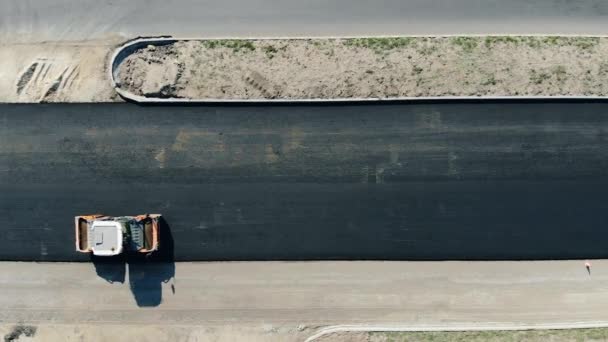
<box><xmin>2</xmin><ymin>0</ymin><xmax>608</xmax><ymax>44</ymax></box>
<box><xmin>2</xmin><ymin>260</ymin><xmax>607</xmax><ymax>326</ymax></box>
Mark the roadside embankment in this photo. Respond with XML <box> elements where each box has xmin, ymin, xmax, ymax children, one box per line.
<box><xmin>114</xmin><ymin>36</ymin><xmax>608</xmax><ymax>101</ymax></box>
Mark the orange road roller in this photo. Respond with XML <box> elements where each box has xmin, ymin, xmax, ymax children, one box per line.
<box><xmin>75</xmin><ymin>214</ymin><xmax>160</xmax><ymax>256</ymax></box>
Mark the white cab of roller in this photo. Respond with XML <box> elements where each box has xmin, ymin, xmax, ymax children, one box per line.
<box><xmin>90</xmin><ymin>221</ymin><xmax>123</xmax><ymax>256</ymax></box>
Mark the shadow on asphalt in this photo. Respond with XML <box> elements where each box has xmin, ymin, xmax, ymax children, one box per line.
<box><xmin>91</xmin><ymin>217</ymin><xmax>175</xmax><ymax>307</ymax></box>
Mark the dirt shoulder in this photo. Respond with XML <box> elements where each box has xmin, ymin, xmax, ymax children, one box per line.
<box><xmin>0</xmin><ymin>37</ymin><xmax>122</xmax><ymax>103</ymax></box>
<box><xmin>0</xmin><ymin>323</ymin><xmax>312</xmax><ymax>342</ymax></box>
<box><xmin>115</xmin><ymin>36</ymin><xmax>608</xmax><ymax>100</ymax></box>
<box><xmin>320</xmin><ymin>328</ymin><xmax>608</xmax><ymax>342</ymax></box>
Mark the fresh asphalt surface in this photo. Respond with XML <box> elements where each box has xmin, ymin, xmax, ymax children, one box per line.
<box><xmin>2</xmin><ymin>0</ymin><xmax>608</xmax><ymax>43</ymax></box>
<box><xmin>1</xmin><ymin>102</ymin><xmax>608</xmax><ymax>261</ymax></box>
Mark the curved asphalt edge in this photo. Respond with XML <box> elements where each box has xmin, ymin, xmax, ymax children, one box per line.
<box><xmin>110</xmin><ymin>35</ymin><xmax>608</xmax><ymax>104</ymax></box>
<box><xmin>305</xmin><ymin>322</ymin><xmax>608</xmax><ymax>342</ymax></box>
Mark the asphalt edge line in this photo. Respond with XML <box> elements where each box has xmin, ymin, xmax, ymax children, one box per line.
<box><xmin>304</xmin><ymin>322</ymin><xmax>608</xmax><ymax>342</ymax></box>
<box><xmin>109</xmin><ymin>36</ymin><xmax>608</xmax><ymax>104</ymax></box>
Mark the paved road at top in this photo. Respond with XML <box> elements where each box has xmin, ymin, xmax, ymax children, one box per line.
<box><xmin>2</xmin><ymin>0</ymin><xmax>608</xmax><ymax>43</ymax></box>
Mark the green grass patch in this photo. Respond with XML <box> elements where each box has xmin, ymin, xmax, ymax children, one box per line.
<box><xmin>574</xmin><ymin>37</ymin><xmax>600</xmax><ymax>50</ymax></box>
<box><xmin>201</xmin><ymin>39</ymin><xmax>256</xmax><ymax>52</ymax></box>
<box><xmin>542</xmin><ymin>36</ymin><xmax>563</xmax><ymax>45</ymax></box>
<box><xmin>451</xmin><ymin>37</ymin><xmax>479</xmax><ymax>52</ymax></box>
<box><xmin>263</xmin><ymin>45</ymin><xmax>279</xmax><ymax>59</ymax></box>
<box><xmin>521</xmin><ymin>36</ymin><xmax>599</xmax><ymax>50</ymax></box>
<box><xmin>524</xmin><ymin>37</ymin><xmax>543</xmax><ymax>49</ymax></box>
<box><xmin>484</xmin><ymin>36</ymin><xmax>520</xmax><ymax>48</ymax></box>
<box><xmin>343</xmin><ymin>37</ymin><xmax>415</xmax><ymax>52</ymax></box>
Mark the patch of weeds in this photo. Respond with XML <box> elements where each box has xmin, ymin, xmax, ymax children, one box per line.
<box><xmin>411</xmin><ymin>65</ymin><xmax>424</xmax><ymax>75</ymax></box>
<box><xmin>574</xmin><ymin>37</ymin><xmax>600</xmax><ymax>50</ymax></box>
<box><xmin>201</xmin><ymin>39</ymin><xmax>256</xmax><ymax>52</ymax></box>
<box><xmin>263</xmin><ymin>45</ymin><xmax>279</xmax><ymax>59</ymax></box>
<box><xmin>542</xmin><ymin>36</ymin><xmax>563</xmax><ymax>45</ymax></box>
<box><xmin>343</xmin><ymin>37</ymin><xmax>414</xmax><ymax>53</ymax></box>
<box><xmin>598</xmin><ymin>62</ymin><xmax>608</xmax><ymax>75</ymax></box>
<box><xmin>418</xmin><ymin>44</ymin><xmax>438</xmax><ymax>56</ymax></box>
<box><xmin>530</xmin><ymin>69</ymin><xmax>551</xmax><ymax>84</ymax></box>
<box><xmin>201</xmin><ymin>40</ymin><xmax>219</xmax><ymax>49</ymax></box>
<box><xmin>535</xmin><ymin>36</ymin><xmax>597</xmax><ymax>50</ymax></box>
<box><xmin>552</xmin><ymin>65</ymin><xmax>568</xmax><ymax>82</ymax></box>
<box><xmin>225</xmin><ymin>40</ymin><xmax>256</xmax><ymax>52</ymax></box>
<box><xmin>525</xmin><ymin>37</ymin><xmax>542</xmax><ymax>49</ymax></box>
<box><xmin>451</xmin><ymin>37</ymin><xmax>478</xmax><ymax>52</ymax></box>
<box><xmin>481</xmin><ymin>74</ymin><xmax>498</xmax><ymax>86</ymax></box>
<box><xmin>484</xmin><ymin>36</ymin><xmax>520</xmax><ymax>48</ymax></box>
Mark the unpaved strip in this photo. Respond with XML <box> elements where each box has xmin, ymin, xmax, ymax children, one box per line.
<box><xmin>3</xmin><ymin>260</ymin><xmax>608</xmax><ymax>341</ymax></box>
<box><xmin>115</xmin><ymin>36</ymin><xmax>608</xmax><ymax>100</ymax></box>
<box><xmin>0</xmin><ymin>323</ymin><xmax>312</xmax><ymax>342</ymax></box>
<box><xmin>0</xmin><ymin>37</ymin><xmax>122</xmax><ymax>103</ymax></box>
<box><xmin>320</xmin><ymin>328</ymin><xmax>608</xmax><ymax>342</ymax></box>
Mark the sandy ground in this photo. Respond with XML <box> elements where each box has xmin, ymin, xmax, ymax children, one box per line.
<box><xmin>0</xmin><ymin>324</ymin><xmax>313</xmax><ymax>342</ymax></box>
<box><xmin>2</xmin><ymin>260</ymin><xmax>608</xmax><ymax>341</ymax></box>
<box><xmin>116</xmin><ymin>36</ymin><xmax>608</xmax><ymax>100</ymax></box>
<box><xmin>320</xmin><ymin>329</ymin><xmax>608</xmax><ymax>342</ymax></box>
<box><xmin>6</xmin><ymin>326</ymin><xmax>608</xmax><ymax>342</ymax></box>
<box><xmin>0</xmin><ymin>37</ymin><xmax>121</xmax><ymax>103</ymax></box>
<box><xmin>3</xmin><ymin>36</ymin><xmax>608</xmax><ymax>103</ymax></box>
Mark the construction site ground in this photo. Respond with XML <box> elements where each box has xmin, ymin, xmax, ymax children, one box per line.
<box><xmin>2</xmin><ymin>260</ymin><xmax>608</xmax><ymax>341</ymax></box>
<box><xmin>115</xmin><ymin>36</ymin><xmax>608</xmax><ymax>100</ymax></box>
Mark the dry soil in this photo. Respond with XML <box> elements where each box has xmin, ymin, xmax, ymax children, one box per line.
<box><xmin>115</xmin><ymin>36</ymin><xmax>608</xmax><ymax>100</ymax></box>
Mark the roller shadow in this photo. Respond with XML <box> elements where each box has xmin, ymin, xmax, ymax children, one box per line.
<box><xmin>91</xmin><ymin>217</ymin><xmax>175</xmax><ymax>307</ymax></box>
<box><xmin>91</xmin><ymin>254</ymin><xmax>126</xmax><ymax>284</ymax></box>
<box><xmin>128</xmin><ymin>217</ymin><xmax>175</xmax><ymax>306</ymax></box>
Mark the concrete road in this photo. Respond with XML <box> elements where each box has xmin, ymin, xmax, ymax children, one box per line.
<box><xmin>1</xmin><ymin>261</ymin><xmax>607</xmax><ymax>326</ymax></box>
<box><xmin>2</xmin><ymin>102</ymin><xmax>608</xmax><ymax>261</ymax></box>
<box><xmin>2</xmin><ymin>0</ymin><xmax>608</xmax><ymax>43</ymax></box>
